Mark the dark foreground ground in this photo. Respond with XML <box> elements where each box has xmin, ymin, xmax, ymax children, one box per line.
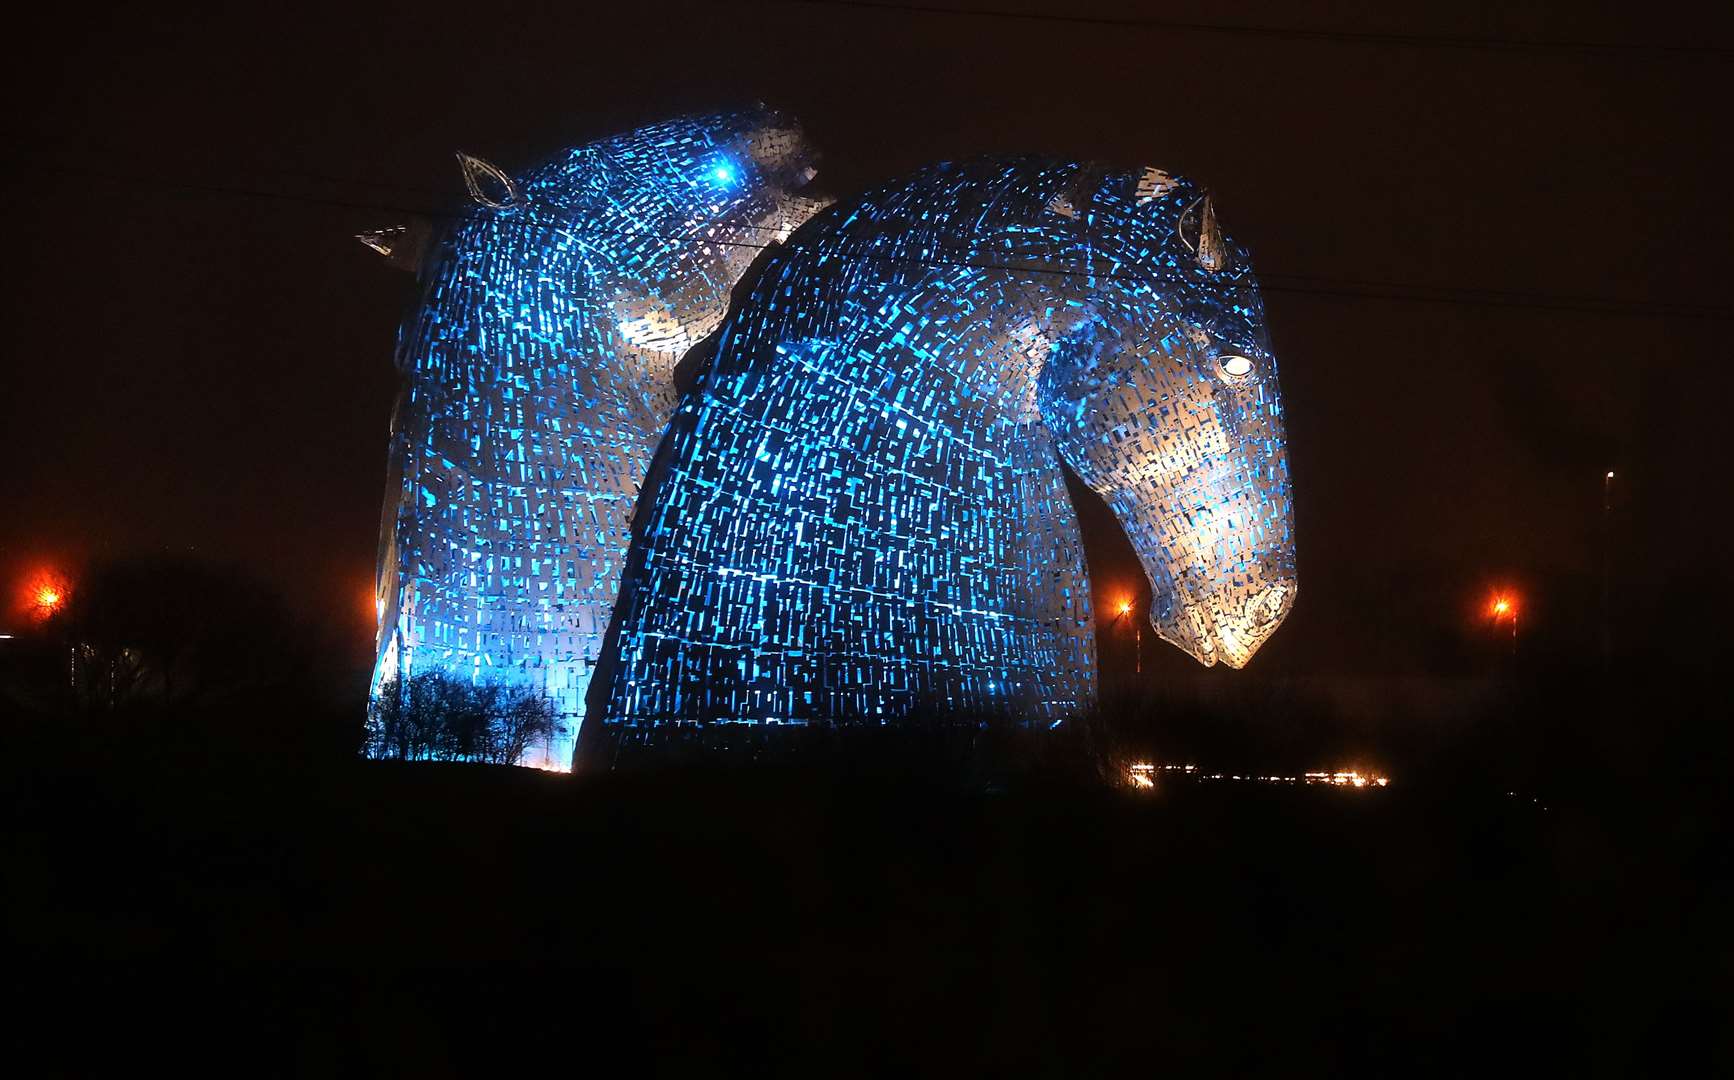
<box><xmin>5</xmin><ymin>727</ymin><xmax>1729</xmax><ymax>1077</ymax></box>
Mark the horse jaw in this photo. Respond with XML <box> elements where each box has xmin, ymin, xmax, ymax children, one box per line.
<box><xmin>1037</xmin><ymin>325</ymin><xmax>1297</xmax><ymax>671</ymax></box>
<box><xmin>1096</xmin><ymin>445</ymin><xmax>1296</xmax><ymax>670</ymax></box>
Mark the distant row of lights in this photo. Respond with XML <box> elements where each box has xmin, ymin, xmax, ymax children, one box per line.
<box><xmin>1127</xmin><ymin>762</ymin><xmax>1389</xmax><ymax>789</ymax></box>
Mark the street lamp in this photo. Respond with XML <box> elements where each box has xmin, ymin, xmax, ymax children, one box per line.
<box><xmin>1491</xmin><ymin>595</ymin><xmax>1517</xmax><ymax>656</ymax></box>
<box><xmin>34</xmin><ymin>587</ymin><xmax>63</xmax><ymax>620</ymax></box>
<box><xmin>1114</xmin><ymin>598</ymin><xmax>1141</xmax><ymax>675</ymax></box>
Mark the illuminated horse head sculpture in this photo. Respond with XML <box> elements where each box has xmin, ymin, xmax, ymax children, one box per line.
<box><xmin>605</xmin><ymin>158</ymin><xmax>1295</xmax><ymax>727</ymax></box>
<box><xmin>369</xmin><ymin>108</ymin><xmax>825</xmax><ymax>767</ymax></box>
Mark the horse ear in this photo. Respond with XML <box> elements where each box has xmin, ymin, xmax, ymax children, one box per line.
<box><xmin>1133</xmin><ymin>166</ymin><xmax>1177</xmax><ymax>205</ymax></box>
<box><xmin>357</xmin><ymin>218</ymin><xmax>432</xmax><ymax>272</ymax></box>
<box><xmin>1045</xmin><ymin>192</ymin><xmax>1079</xmax><ymax>219</ymax></box>
<box><xmin>456</xmin><ymin>152</ymin><xmax>520</xmax><ymax>208</ymax></box>
<box><xmin>1179</xmin><ymin>193</ymin><xmax>1228</xmax><ymax>272</ymax></box>
<box><xmin>1196</xmin><ymin>194</ymin><xmax>1227</xmax><ymax>271</ymax></box>
<box><xmin>1046</xmin><ymin>163</ymin><xmax>1106</xmax><ymax>219</ymax></box>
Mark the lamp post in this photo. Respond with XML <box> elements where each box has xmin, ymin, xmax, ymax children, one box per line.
<box><xmin>1492</xmin><ymin>596</ymin><xmax>1517</xmax><ymax>657</ymax></box>
<box><xmin>1115</xmin><ymin>599</ymin><xmax>1141</xmax><ymax>675</ymax></box>
<box><xmin>1601</xmin><ymin>470</ymin><xmax>1615</xmax><ymax>661</ymax></box>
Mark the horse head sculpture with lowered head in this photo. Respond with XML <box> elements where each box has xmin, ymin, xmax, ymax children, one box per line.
<box><xmin>605</xmin><ymin>157</ymin><xmax>1295</xmax><ymax>727</ymax></box>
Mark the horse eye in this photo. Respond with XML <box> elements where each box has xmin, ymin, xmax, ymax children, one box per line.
<box><xmin>1219</xmin><ymin>355</ymin><xmax>1255</xmax><ymax>380</ymax></box>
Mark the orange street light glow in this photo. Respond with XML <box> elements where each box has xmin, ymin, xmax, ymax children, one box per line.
<box><xmin>1487</xmin><ymin>592</ymin><xmax>1520</xmax><ymax>655</ymax></box>
<box><xmin>1118</xmin><ymin>600</ymin><xmax>1132</xmax><ymax>617</ymax></box>
<box><xmin>32</xmin><ymin>584</ymin><xmax>66</xmax><ymax>619</ymax></box>
<box><xmin>23</xmin><ymin>569</ymin><xmax>72</xmax><ymax>622</ymax></box>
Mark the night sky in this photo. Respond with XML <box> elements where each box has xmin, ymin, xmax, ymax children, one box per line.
<box><xmin>5</xmin><ymin>1</ymin><xmax>1730</xmax><ymax>683</ymax></box>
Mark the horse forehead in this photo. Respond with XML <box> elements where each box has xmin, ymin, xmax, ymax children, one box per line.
<box><xmin>519</xmin><ymin>112</ymin><xmax>791</xmax><ymax>199</ymax></box>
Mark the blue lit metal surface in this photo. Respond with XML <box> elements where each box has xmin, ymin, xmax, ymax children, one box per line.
<box><xmin>606</xmin><ymin>159</ymin><xmax>1296</xmax><ymax>728</ymax></box>
<box><xmin>369</xmin><ymin>109</ymin><xmax>824</xmax><ymax>768</ymax></box>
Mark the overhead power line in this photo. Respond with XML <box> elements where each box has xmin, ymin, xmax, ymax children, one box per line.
<box><xmin>773</xmin><ymin>0</ymin><xmax>1734</xmax><ymax>60</ymax></box>
<box><xmin>25</xmin><ymin>157</ymin><xmax>1734</xmax><ymax>322</ymax></box>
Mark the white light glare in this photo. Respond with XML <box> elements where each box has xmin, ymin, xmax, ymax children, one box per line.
<box><xmin>1220</xmin><ymin>354</ymin><xmax>1254</xmax><ymax>379</ymax></box>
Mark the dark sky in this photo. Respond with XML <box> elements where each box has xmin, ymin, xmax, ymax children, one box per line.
<box><xmin>4</xmin><ymin>2</ymin><xmax>1729</xmax><ymax>682</ymax></box>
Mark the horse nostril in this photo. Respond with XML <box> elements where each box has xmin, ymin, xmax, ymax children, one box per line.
<box><xmin>1250</xmin><ymin>582</ymin><xmax>1291</xmax><ymax>626</ymax></box>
